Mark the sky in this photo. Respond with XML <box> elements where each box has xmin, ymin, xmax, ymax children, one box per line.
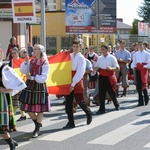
<box><xmin>117</xmin><ymin>0</ymin><xmax>143</xmax><ymax>26</ymax></box>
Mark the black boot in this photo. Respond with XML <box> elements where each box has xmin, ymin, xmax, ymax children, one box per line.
<box><xmin>32</xmin><ymin>122</ymin><xmax>42</xmax><ymax>138</ymax></box>
<box><xmin>79</xmin><ymin>102</ymin><xmax>92</xmax><ymax>125</ymax></box>
<box><xmin>5</xmin><ymin>138</ymin><xmax>18</xmax><ymax>150</ymax></box>
<box><xmin>143</xmin><ymin>89</ymin><xmax>149</xmax><ymax>105</ymax></box>
<box><xmin>63</xmin><ymin>122</ymin><xmax>75</xmax><ymax>129</ymax></box>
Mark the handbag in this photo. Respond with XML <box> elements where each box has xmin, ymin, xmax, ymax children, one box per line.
<box><xmin>2</xmin><ymin>65</ymin><xmax>27</xmax><ymax>96</ymax></box>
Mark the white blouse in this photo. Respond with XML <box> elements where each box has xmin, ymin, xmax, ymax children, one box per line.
<box><xmin>70</xmin><ymin>52</ymin><xmax>86</xmax><ymax>87</ymax></box>
<box><xmin>20</xmin><ymin>59</ymin><xmax>49</xmax><ymax>83</ymax></box>
<box><xmin>95</xmin><ymin>53</ymin><xmax>119</xmax><ymax>69</ymax></box>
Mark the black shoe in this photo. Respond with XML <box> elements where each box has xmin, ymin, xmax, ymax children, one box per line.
<box><xmin>17</xmin><ymin>116</ymin><xmax>26</xmax><ymax>121</ymax></box>
<box><xmin>96</xmin><ymin>110</ymin><xmax>105</xmax><ymax>115</ymax></box>
<box><xmin>120</xmin><ymin>94</ymin><xmax>126</xmax><ymax>97</ymax></box>
<box><xmin>63</xmin><ymin>122</ymin><xmax>75</xmax><ymax>129</ymax></box>
<box><xmin>137</xmin><ymin>104</ymin><xmax>144</xmax><ymax>107</ymax></box>
<box><xmin>115</xmin><ymin>106</ymin><xmax>120</xmax><ymax>111</ymax></box>
<box><xmin>87</xmin><ymin>114</ymin><xmax>92</xmax><ymax>125</ymax></box>
<box><xmin>145</xmin><ymin>102</ymin><xmax>149</xmax><ymax>105</ymax></box>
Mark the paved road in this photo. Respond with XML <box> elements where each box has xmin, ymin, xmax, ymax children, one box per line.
<box><xmin>1</xmin><ymin>85</ymin><xmax>150</xmax><ymax>150</ymax></box>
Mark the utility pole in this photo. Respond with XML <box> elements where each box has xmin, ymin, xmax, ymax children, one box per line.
<box><xmin>41</xmin><ymin>0</ymin><xmax>46</xmax><ymax>50</ymax></box>
<box><xmin>91</xmin><ymin>0</ymin><xmax>105</xmax><ymax>53</ymax></box>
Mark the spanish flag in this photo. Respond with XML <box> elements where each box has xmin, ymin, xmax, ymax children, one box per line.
<box><xmin>14</xmin><ymin>2</ymin><xmax>34</xmax><ymax>17</ymax></box>
<box><xmin>13</xmin><ymin>52</ymin><xmax>72</xmax><ymax>95</ymax></box>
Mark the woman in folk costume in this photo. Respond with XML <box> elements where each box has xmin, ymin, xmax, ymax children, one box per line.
<box><xmin>85</xmin><ymin>45</ymin><xmax>98</xmax><ymax>89</ymax></box>
<box><xmin>0</xmin><ymin>49</ymin><xmax>18</xmax><ymax>150</ymax></box>
<box><xmin>19</xmin><ymin>44</ymin><xmax>50</xmax><ymax>138</ymax></box>
<box><xmin>9</xmin><ymin>47</ymin><xmax>27</xmax><ymax>122</ymax></box>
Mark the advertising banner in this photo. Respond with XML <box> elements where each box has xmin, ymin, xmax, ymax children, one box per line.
<box><xmin>138</xmin><ymin>22</ymin><xmax>150</xmax><ymax>37</ymax></box>
<box><xmin>12</xmin><ymin>0</ymin><xmax>36</xmax><ymax>23</ymax></box>
<box><xmin>65</xmin><ymin>0</ymin><xmax>116</xmax><ymax>34</ymax></box>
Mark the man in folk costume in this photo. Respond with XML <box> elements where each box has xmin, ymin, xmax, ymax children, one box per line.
<box><xmin>73</xmin><ymin>58</ymin><xmax>93</xmax><ymax>113</ymax></box>
<box><xmin>63</xmin><ymin>40</ymin><xmax>92</xmax><ymax>129</ymax></box>
<box><xmin>94</xmin><ymin>45</ymin><xmax>120</xmax><ymax>114</ymax></box>
<box><xmin>131</xmin><ymin>42</ymin><xmax>139</xmax><ymax>89</ymax></box>
<box><xmin>115</xmin><ymin>40</ymin><xmax>131</xmax><ymax>97</ymax></box>
<box><xmin>131</xmin><ymin>41</ymin><xmax>150</xmax><ymax>106</ymax></box>
<box><xmin>143</xmin><ymin>41</ymin><xmax>150</xmax><ymax>88</ymax></box>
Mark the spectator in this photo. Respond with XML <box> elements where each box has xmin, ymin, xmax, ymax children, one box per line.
<box><xmin>6</xmin><ymin>36</ymin><xmax>19</xmax><ymax>60</ymax></box>
<box><xmin>27</xmin><ymin>43</ymin><xmax>34</xmax><ymax>57</ymax></box>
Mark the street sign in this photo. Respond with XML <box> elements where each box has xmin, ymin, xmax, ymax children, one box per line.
<box><xmin>91</xmin><ymin>0</ymin><xmax>105</xmax><ymax>30</ymax></box>
<box><xmin>91</xmin><ymin>15</ymin><xmax>104</xmax><ymax>30</ymax></box>
<box><xmin>91</xmin><ymin>0</ymin><xmax>105</xmax><ymax>14</ymax></box>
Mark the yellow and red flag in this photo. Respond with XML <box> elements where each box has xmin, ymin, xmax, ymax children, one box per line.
<box><xmin>14</xmin><ymin>2</ymin><xmax>34</xmax><ymax>17</ymax></box>
<box><xmin>12</xmin><ymin>0</ymin><xmax>36</xmax><ymax>23</ymax></box>
<box><xmin>13</xmin><ymin>51</ymin><xmax>72</xmax><ymax>95</ymax></box>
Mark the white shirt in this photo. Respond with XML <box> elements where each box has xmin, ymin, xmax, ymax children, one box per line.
<box><xmin>95</xmin><ymin>53</ymin><xmax>119</xmax><ymax>69</ymax></box>
<box><xmin>20</xmin><ymin>59</ymin><xmax>49</xmax><ymax>83</ymax></box>
<box><xmin>70</xmin><ymin>52</ymin><xmax>86</xmax><ymax>87</ymax></box>
<box><xmin>131</xmin><ymin>50</ymin><xmax>150</xmax><ymax>69</ymax></box>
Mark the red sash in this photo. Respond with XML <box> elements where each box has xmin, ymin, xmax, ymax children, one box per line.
<box><xmin>137</xmin><ymin>63</ymin><xmax>148</xmax><ymax>89</ymax></box>
<box><xmin>72</xmin><ymin>71</ymin><xmax>84</xmax><ymax>94</ymax></box>
<box><xmin>99</xmin><ymin>69</ymin><xmax>119</xmax><ymax>91</ymax></box>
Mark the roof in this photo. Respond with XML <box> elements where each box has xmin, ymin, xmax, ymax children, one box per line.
<box><xmin>0</xmin><ymin>0</ymin><xmax>11</xmax><ymax>2</ymax></box>
<box><xmin>117</xmin><ymin>20</ymin><xmax>132</xmax><ymax>29</ymax></box>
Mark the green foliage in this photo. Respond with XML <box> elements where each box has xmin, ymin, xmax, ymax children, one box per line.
<box><xmin>130</xmin><ymin>19</ymin><xmax>139</xmax><ymax>34</ymax></box>
<box><xmin>51</xmin><ymin>49</ymin><xmax>57</xmax><ymax>55</ymax></box>
<box><xmin>137</xmin><ymin>0</ymin><xmax>150</xmax><ymax>22</ymax></box>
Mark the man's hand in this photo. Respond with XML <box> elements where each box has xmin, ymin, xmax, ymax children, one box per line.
<box><xmin>70</xmin><ymin>86</ymin><xmax>74</xmax><ymax>92</ymax></box>
<box><xmin>106</xmin><ymin>66</ymin><xmax>111</xmax><ymax>70</ymax></box>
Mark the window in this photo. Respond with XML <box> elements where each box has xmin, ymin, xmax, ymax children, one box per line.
<box><xmin>61</xmin><ymin>0</ymin><xmax>65</xmax><ymax>10</ymax></box>
<box><xmin>46</xmin><ymin>0</ymin><xmax>57</xmax><ymax>11</ymax></box>
<box><xmin>120</xmin><ymin>30</ymin><xmax>124</xmax><ymax>34</ymax></box>
<box><xmin>61</xmin><ymin>37</ymin><xmax>74</xmax><ymax>50</ymax></box>
<box><xmin>46</xmin><ymin>37</ymin><xmax>57</xmax><ymax>54</ymax></box>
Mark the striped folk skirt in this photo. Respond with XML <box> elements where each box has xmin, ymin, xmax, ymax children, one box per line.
<box><xmin>19</xmin><ymin>80</ymin><xmax>51</xmax><ymax>113</ymax></box>
<box><xmin>0</xmin><ymin>93</ymin><xmax>16</xmax><ymax>133</ymax></box>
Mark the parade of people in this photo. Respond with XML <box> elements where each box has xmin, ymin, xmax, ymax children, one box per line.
<box><xmin>1</xmin><ymin>0</ymin><xmax>150</xmax><ymax>150</ymax></box>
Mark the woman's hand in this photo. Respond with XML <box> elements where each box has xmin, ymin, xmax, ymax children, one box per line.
<box><xmin>0</xmin><ymin>87</ymin><xmax>12</xmax><ymax>93</ymax></box>
<box><xmin>24</xmin><ymin>53</ymin><xmax>29</xmax><ymax>62</ymax></box>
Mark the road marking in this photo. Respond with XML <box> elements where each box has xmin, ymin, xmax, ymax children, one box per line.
<box><xmin>38</xmin><ymin>109</ymin><xmax>134</xmax><ymax>141</ymax></box>
<box><xmin>88</xmin><ymin>114</ymin><xmax>150</xmax><ymax>145</ymax></box>
<box><xmin>144</xmin><ymin>142</ymin><xmax>150</xmax><ymax>148</ymax></box>
<box><xmin>9</xmin><ymin>106</ymin><xmax>99</xmax><ymax>140</ymax></box>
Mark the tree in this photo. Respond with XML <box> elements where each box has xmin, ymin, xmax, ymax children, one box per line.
<box><xmin>137</xmin><ymin>0</ymin><xmax>150</xmax><ymax>22</ymax></box>
<box><xmin>130</xmin><ymin>19</ymin><xmax>139</xmax><ymax>34</ymax></box>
